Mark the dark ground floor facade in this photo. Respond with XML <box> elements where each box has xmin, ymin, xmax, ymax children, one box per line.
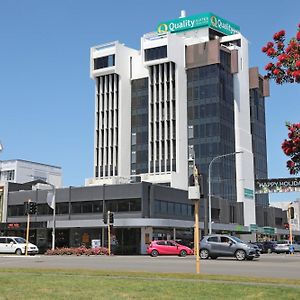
<box><xmin>1</xmin><ymin>220</ymin><xmax>298</xmax><ymax>254</ymax></box>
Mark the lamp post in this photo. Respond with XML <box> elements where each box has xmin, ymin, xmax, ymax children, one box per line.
<box><xmin>43</xmin><ymin>181</ymin><xmax>56</xmax><ymax>250</ymax></box>
<box><xmin>208</xmin><ymin>151</ymin><xmax>243</xmax><ymax>234</ymax></box>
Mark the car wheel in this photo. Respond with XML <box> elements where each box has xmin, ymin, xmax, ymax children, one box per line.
<box><xmin>235</xmin><ymin>249</ymin><xmax>246</xmax><ymax>261</ymax></box>
<box><xmin>151</xmin><ymin>250</ymin><xmax>159</xmax><ymax>257</ymax></box>
<box><xmin>179</xmin><ymin>250</ymin><xmax>187</xmax><ymax>257</ymax></box>
<box><xmin>15</xmin><ymin>249</ymin><xmax>22</xmax><ymax>256</ymax></box>
<box><xmin>200</xmin><ymin>249</ymin><xmax>209</xmax><ymax>259</ymax></box>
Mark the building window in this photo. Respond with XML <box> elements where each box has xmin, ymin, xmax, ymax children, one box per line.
<box><xmin>145</xmin><ymin>46</ymin><xmax>167</xmax><ymax>61</ymax></box>
<box><xmin>57</xmin><ymin>203</ymin><xmax>69</xmax><ymax>215</ymax></box>
<box><xmin>0</xmin><ymin>170</ymin><xmax>15</xmax><ymax>181</ymax></box>
<box><xmin>94</xmin><ymin>54</ymin><xmax>115</xmax><ymax>70</ymax></box>
<box><xmin>229</xmin><ymin>206</ymin><xmax>235</xmax><ymax>223</ymax></box>
<box><xmin>188</xmin><ymin>125</ymin><xmax>194</xmax><ymax>139</ymax></box>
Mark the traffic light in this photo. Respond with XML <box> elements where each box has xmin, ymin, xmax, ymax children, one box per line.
<box><xmin>103</xmin><ymin>211</ymin><xmax>108</xmax><ymax>224</ymax></box>
<box><xmin>28</xmin><ymin>202</ymin><xmax>37</xmax><ymax>214</ymax></box>
<box><xmin>109</xmin><ymin>212</ymin><xmax>114</xmax><ymax>224</ymax></box>
<box><xmin>24</xmin><ymin>202</ymin><xmax>29</xmax><ymax>215</ymax></box>
<box><xmin>288</xmin><ymin>206</ymin><xmax>295</xmax><ymax>219</ymax></box>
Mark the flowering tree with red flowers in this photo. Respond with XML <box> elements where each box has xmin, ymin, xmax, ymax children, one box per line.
<box><xmin>262</xmin><ymin>23</ymin><xmax>300</xmax><ymax>84</ymax></box>
<box><xmin>281</xmin><ymin>123</ymin><xmax>300</xmax><ymax>175</ymax></box>
<box><xmin>262</xmin><ymin>23</ymin><xmax>300</xmax><ymax>174</ymax></box>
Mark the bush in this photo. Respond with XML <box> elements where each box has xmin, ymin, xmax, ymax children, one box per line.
<box><xmin>45</xmin><ymin>246</ymin><xmax>108</xmax><ymax>256</ymax></box>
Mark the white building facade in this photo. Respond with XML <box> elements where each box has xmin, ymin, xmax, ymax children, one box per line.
<box><xmin>89</xmin><ymin>12</ymin><xmax>270</xmax><ymax>227</ymax></box>
<box><xmin>0</xmin><ymin>159</ymin><xmax>62</xmax><ymax>187</ymax></box>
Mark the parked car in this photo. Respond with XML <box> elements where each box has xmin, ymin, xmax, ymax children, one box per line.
<box><xmin>274</xmin><ymin>240</ymin><xmax>300</xmax><ymax>254</ymax></box>
<box><xmin>250</xmin><ymin>242</ymin><xmax>263</xmax><ymax>252</ymax></box>
<box><xmin>274</xmin><ymin>240</ymin><xmax>290</xmax><ymax>254</ymax></box>
<box><xmin>293</xmin><ymin>242</ymin><xmax>300</xmax><ymax>252</ymax></box>
<box><xmin>0</xmin><ymin>236</ymin><xmax>39</xmax><ymax>255</ymax></box>
<box><xmin>147</xmin><ymin>240</ymin><xmax>193</xmax><ymax>257</ymax></box>
<box><xmin>200</xmin><ymin>234</ymin><xmax>260</xmax><ymax>261</ymax></box>
<box><xmin>260</xmin><ymin>241</ymin><xmax>277</xmax><ymax>253</ymax></box>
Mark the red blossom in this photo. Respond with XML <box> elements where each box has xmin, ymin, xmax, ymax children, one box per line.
<box><xmin>282</xmin><ymin>122</ymin><xmax>300</xmax><ymax>175</ymax></box>
<box><xmin>265</xmin><ymin>62</ymin><xmax>274</xmax><ymax>70</ymax></box>
<box><xmin>262</xmin><ymin>23</ymin><xmax>300</xmax><ymax>85</ymax></box>
<box><xmin>267</xmin><ymin>48</ymin><xmax>276</xmax><ymax>56</ymax></box>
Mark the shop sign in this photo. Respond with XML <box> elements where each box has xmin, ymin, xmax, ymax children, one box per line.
<box><xmin>157</xmin><ymin>12</ymin><xmax>240</xmax><ymax>36</ymax></box>
<box><xmin>263</xmin><ymin>226</ymin><xmax>275</xmax><ymax>235</ymax></box>
<box><xmin>255</xmin><ymin>177</ymin><xmax>300</xmax><ymax>194</ymax></box>
<box><xmin>7</xmin><ymin>223</ymin><xmax>20</xmax><ymax>229</ymax></box>
<box><xmin>249</xmin><ymin>224</ymin><xmax>258</xmax><ymax>232</ymax></box>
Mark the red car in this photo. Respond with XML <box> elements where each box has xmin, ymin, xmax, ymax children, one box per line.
<box><xmin>147</xmin><ymin>240</ymin><xmax>193</xmax><ymax>257</ymax></box>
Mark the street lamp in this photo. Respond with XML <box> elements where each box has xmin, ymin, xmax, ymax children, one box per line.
<box><xmin>42</xmin><ymin>181</ymin><xmax>56</xmax><ymax>250</ymax></box>
<box><xmin>208</xmin><ymin>151</ymin><xmax>243</xmax><ymax>234</ymax></box>
<box><xmin>0</xmin><ymin>141</ymin><xmax>3</xmax><ymax>152</ymax></box>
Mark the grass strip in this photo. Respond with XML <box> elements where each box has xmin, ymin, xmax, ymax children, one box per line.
<box><xmin>0</xmin><ymin>268</ymin><xmax>299</xmax><ymax>300</ymax></box>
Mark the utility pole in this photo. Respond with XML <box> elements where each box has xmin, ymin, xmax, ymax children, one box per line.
<box><xmin>288</xmin><ymin>203</ymin><xmax>294</xmax><ymax>254</ymax></box>
<box><xmin>25</xmin><ymin>199</ymin><xmax>31</xmax><ymax>256</ymax></box>
<box><xmin>208</xmin><ymin>151</ymin><xmax>243</xmax><ymax>234</ymax></box>
<box><xmin>107</xmin><ymin>211</ymin><xmax>111</xmax><ymax>256</ymax></box>
<box><xmin>193</xmin><ymin>165</ymin><xmax>200</xmax><ymax>274</ymax></box>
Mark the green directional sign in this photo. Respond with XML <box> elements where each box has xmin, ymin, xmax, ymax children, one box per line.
<box><xmin>244</xmin><ymin>188</ymin><xmax>254</xmax><ymax>199</ymax></box>
<box><xmin>157</xmin><ymin>12</ymin><xmax>240</xmax><ymax>36</ymax></box>
<box><xmin>263</xmin><ymin>227</ymin><xmax>275</xmax><ymax>235</ymax></box>
<box><xmin>250</xmin><ymin>224</ymin><xmax>258</xmax><ymax>232</ymax></box>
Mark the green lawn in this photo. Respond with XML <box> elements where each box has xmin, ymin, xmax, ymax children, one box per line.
<box><xmin>0</xmin><ymin>268</ymin><xmax>299</xmax><ymax>300</ymax></box>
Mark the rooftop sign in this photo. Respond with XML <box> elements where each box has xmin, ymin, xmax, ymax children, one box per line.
<box><xmin>157</xmin><ymin>12</ymin><xmax>240</xmax><ymax>36</ymax></box>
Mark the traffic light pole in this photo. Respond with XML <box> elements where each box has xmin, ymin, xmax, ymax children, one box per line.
<box><xmin>193</xmin><ymin>165</ymin><xmax>200</xmax><ymax>274</ymax></box>
<box><xmin>107</xmin><ymin>211</ymin><xmax>111</xmax><ymax>256</ymax></box>
<box><xmin>102</xmin><ymin>184</ymin><xmax>106</xmax><ymax>248</ymax></box>
<box><xmin>25</xmin><ymin>199</ymin><xmax>31</xmax><ymax>256</ymax></box>
<box><xmin>288</xmin><ymin>203</ymin><xmax>294</xmax><ymax>254</ymax></box>
<box><xmin>194</xmin><ymin>199</ymin><xmax>200</xmax><ymax>274</ymax></box>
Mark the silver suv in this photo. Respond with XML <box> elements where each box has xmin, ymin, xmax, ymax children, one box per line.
<box><xmin>200</xmin><ymin>234</ymin><xmax>260</xmax><ymax>261</ymax></box>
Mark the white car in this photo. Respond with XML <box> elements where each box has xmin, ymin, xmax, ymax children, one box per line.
<box><xmin>0</xmin><ymin>236</ymin><xmax>39</xmax><ymax>255</ymax></box>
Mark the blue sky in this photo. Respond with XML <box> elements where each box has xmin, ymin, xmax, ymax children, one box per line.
<box><xmin>0</xmin><ymin>0</ymin><xmax>299</xmax><ymax>202</ymax></box>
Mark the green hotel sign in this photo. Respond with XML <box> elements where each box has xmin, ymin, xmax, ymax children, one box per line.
<box><xmin>157</xmin><ymin>12</ymin><xmax>240</xmax><ymax>36</ymax></box>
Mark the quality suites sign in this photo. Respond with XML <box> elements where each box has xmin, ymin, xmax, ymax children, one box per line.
<box><xmin>157</xmin><ymin>12</ymin><xmax>240</xmax><ymax>36</ymax></box>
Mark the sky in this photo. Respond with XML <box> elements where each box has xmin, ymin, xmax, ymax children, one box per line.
<box><xmin>0</xmin><ymin>0</ymin><xmax>299</xmax><ymax>203</ymax></box>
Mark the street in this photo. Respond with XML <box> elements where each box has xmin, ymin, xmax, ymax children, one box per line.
<box><xmin>0</xmin><ymin>253</ymin><xmax>299</xmax><ymax>279</ymax></box>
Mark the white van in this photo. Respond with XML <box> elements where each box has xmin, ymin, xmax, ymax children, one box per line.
<box><xmin>0</xmin><ymin>236</ymin><xmax>39</xmax><ymax>255</ymax></box>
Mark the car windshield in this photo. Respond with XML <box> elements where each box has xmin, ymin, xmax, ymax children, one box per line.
<box><xmin>14</xmin><ymin>237</ymin><xmax>26</xmax><ymax>244</ymax></box>
<box><xmin>230</xmin><ymin>236</ymin><xmax>246</xmax><ymax>244</ymax></box>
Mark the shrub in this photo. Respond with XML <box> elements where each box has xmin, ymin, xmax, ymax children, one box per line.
<box><xmin>45</xmin><ymin>246</ymin><xmax>108</xmax><ymax>256</ymax></box>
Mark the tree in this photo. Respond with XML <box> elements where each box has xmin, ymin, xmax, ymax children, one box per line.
<box><xmin>262</xmin><ymin>23</ymin><xmax>300</xmax><ymax>174</ymax></box>
<box><xmin>281</xmin><ymin>122</ymin><xmax>300</xmax><ymax>175</ymax></box>
<box><xmin>262</xmin><ymin>23</ymin><xmax>300</xmax><ymax>84</ymax></box>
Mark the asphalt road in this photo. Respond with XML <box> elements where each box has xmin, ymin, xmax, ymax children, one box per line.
<box><xmin>0</xmin><ymin>253</ymin><xmax>299</xmax><ymax>279</ymax></box>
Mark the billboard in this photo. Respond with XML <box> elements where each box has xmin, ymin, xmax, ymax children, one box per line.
<box><xmin>157</xmin><ymin>12</ymin><xmax>240</xmax><ymax>36</ymax></box>
<box><xmin>255</xmin><ymin>177</ymin><xmax>300</xmax><ymax>194</ymax></box>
